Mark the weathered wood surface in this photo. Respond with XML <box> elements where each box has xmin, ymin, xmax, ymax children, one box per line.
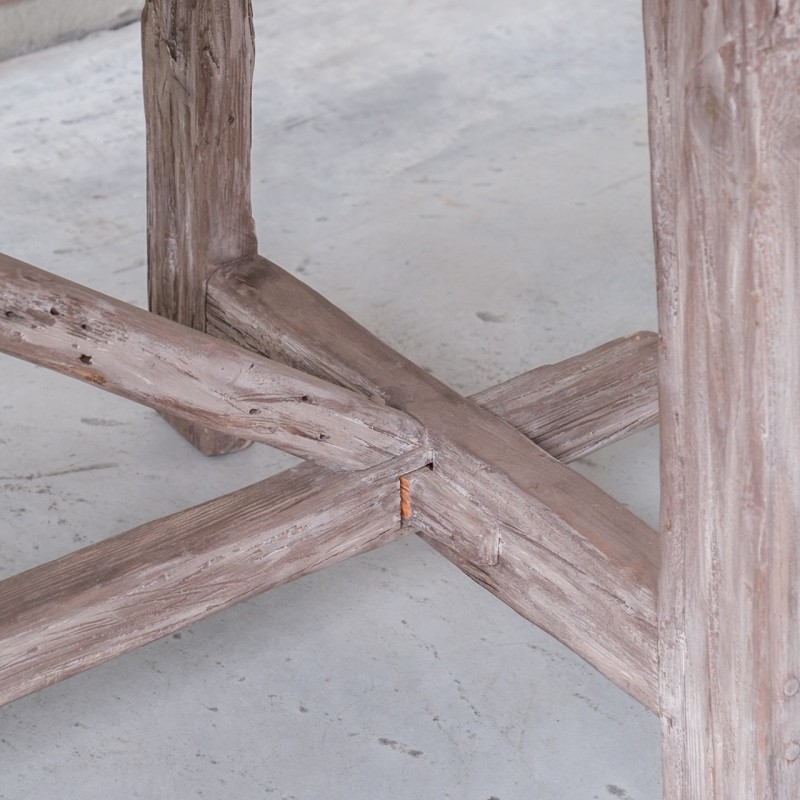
<box><xmin>0</xmin><ymin>253</ymin><xmax>425</xmax><ymax>470</ymax></box>
<box><xmin>0</xmin><ymin>451</ymin><xmax>427</xmax><ymax>707</ymax></box>
<box><xmin>208</xmin><ymin>256</ymin><xmax>661</xmax><ymax>709</ymax></box>
<box><xmin>404</xmin><ymin>332</ymin><xmax>659</xmax><ymax>567</ymax></box>
<box><xmin>142</xmin><ymin>0</ymin><xmax>258</xmax><ymax>455</ymax></box>
<box><xmin>405</xmin><ymin>468</ymin><xmax>501</xmax><ymax>566</ymax></box>
<box><xmin>208</xmin><ymin>264</ymin><xmax>660</xmax><ymax>459</ymax></box>
<box><xmin>473</xmin><ymin>331</ymin><xmax>658</xmax><ymax>462</ymax></box>
<box><xmin>645</xmin><ymin>1</ymin><xmax>800</xmax><ymax>795</ymax></box>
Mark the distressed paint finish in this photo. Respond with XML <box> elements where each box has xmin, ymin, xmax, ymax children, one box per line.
<box><xmin>142</xmin><ymin>0</ymin><xmax>257</xmax><ymax>454</ymax></box>
<box><xmin>208</xmin><ymin>257</ymin><xmax>661</xmax><ymax>708</ymax></box>
<box><xmin>644</xmin><ymin>0</ymin><xmax>800</xmax><ymax>796</ymax></box>
<box><xmin>0</xmin><ymin>254</ymin><xmax>426</xmax><ymax>470</ymax></box>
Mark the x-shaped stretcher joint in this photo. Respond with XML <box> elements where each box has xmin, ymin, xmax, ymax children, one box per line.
<box><xmin>0</xmin><ymin>251</ymin><xmax>660</xmax><ymax>711</ymax></box>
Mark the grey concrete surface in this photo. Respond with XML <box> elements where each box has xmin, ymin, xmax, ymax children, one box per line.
<box><xmin>0</xmin><ymin>2</ymin><xmax>662</xmax><ymax>798</ymax></box>
<box><xmin>0</xmin><ymin>0</ymin><xmax>140</xmax><ymax>62</ymax></box>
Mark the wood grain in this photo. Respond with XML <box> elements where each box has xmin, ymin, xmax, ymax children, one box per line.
<box><xmin>0</xmin><ymin>451</ymin><xmax>426</xmax><ymax>707</ymax></box>
<box><xmin>405</xmin><ymin>333</ymin><xmax>659</xmax><ymax>567</ymax></box>
<box><xmin>405</xmin><ymin>468</ymin><xmax>500</xmax><ymax>567</ymax></box>
<box><xmin>645</xmin><ymin>1</ymin><xmax>800</xmax><ymax>795</ymax></box>
<box><xmin>473</xmin><ymin>331</ymin><xmax>658</xmax><ymax>462</ymax></box>
<box><xmin>208</xmin><ymin>256</ymin><xmax>661</xmax><ymax>709</ymax></box>
<box><xmin>0</xmin><ymin>253</ymin><xmax>426</xmax><ymax>470</ymax></box>
<box><xmin>142</xmin><ymin>0</ymin><xmax>258</xmax><ymax>455</ymax></box>
<box><xmin>208</xmin><ymin>263</ymin><xmax>660</xmax><ymax>459</ymax></box>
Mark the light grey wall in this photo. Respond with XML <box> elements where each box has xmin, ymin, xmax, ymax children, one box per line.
<box><xmin>0</xmin><ymin>0</ymin><xmax>140</xmax><ymax>61</ymax></box>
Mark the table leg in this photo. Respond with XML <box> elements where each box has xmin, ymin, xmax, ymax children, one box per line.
<box><xmin>644</xmin><ymin>1</ymin><xmax>800</xmax><ymax>796</ymax></box>
<box><xmin>141</xmin><ymin>0</ymin><xmax>258</xmax><ymax>455</ymax></box>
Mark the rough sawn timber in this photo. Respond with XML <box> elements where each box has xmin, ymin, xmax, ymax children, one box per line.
<box><xmin>142</xmin><ymin>0</ymin><xmax>258</xmax><ymax>455</ymax></box>
<box><xmin>0</xmin><ymin>263</ymin><xmax>659</xmax><ymax>709</ymax></box>
<box><xmin>0</xmin><ymin>452</ymin><xmax>428</xmax><ymax>707</ymax></box>
<box><xmin>207</xmin><ymin>256</ymin><xmax>661</xmax><ymax>710</ymax></box>
<box><xmin>644</xmin><ymin>0</ymin><xmax>800</xmax><ymax>797</ymax></box>
<box><xmin>406</xmin><ymin>330</ymin><xmax>659</xmax><ymax>564</ymax></box>
<box><xmin>472</xmin><ymin>331</ymin><xmax>658</xmax><ymax>462</ymax></box>
<box><xmin>0</xmin><ymin>253</ymin><xmax>425</xmax><ymax>471</ymax></box>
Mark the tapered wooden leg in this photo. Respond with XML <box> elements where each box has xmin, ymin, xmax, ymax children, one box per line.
<box><xmin>141</xmin><ymin>0</ymin><xmax>258</xmax><ymax>455</ymax></box>
<box><xmin>645</xmin><ymin>2</ymin><xmax>800</xmax><ymax>796</ymax></box>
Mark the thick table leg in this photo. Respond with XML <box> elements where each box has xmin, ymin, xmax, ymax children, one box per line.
<box><xmin>141</xmin><ymin>0</ymin><xmax>258</xmax><ymax>455</ymax></box>
<box><xmin>644</xmin><ymin>2</ymin><xmax>800</xmax><ymax>797</ymax></box>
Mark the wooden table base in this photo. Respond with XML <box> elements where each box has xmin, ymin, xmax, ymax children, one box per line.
<box><xmin>1</xmin><ymin>1</ymin><xmax>798</xmax><ymax>796</ymax></box>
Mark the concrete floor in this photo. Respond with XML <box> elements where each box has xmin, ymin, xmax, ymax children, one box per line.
<box><xmin>0</xmin><ymin>2</ymin><xmax>662</xmax><ymax>798</ymax></box>
<box><xmin>0</xmin><ymin>0</ymin><xmax>140</xmax><ymax>61</ymax></box>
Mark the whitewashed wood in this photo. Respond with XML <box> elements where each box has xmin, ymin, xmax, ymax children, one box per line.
<box><xmin>405</xmin><ymin>459</ymin><xmax>660</xmax><ymax>705</ymax></box>
<box><xmin>0</xmin><ymin>253</ymin><xmax>425</xmax><ymax>470</ymax></box>
<box><xmin>406</xmin><ymin>333</ymin><xmax>658</xmax><ymax>567</ymax></box>
<box><xmin>208</xmin><ymin>256</ymin><xmax>660</xmax><ymax>709</ymax></box>
<box><xmin>645</xmin><ymin>1</ymin><xmax>800</xmax><ymax>795</ymax></box>
<box><xmin>142</xmin><ymin>0</ymin><xmax>258</xmax><ymax>455</ymax></box>
<box><xmin>208</xmin><ymin>261</ymin><xmax>660</xmax><ymax>458</ymax></box>
<box><xmin>0</xmin><ymin>450</ymin><xmax>428</xmax><ymax>707</ymax></box>
<box><xmin>414</xmin><ymin>479</ymin><xmax>659</xmax><ymax>696</ymax></box>
<box><xmin>405</xmin><ymin>468</ymin><xmax>501</xmax><ymax>566</ymax></box>
<box><xmin>473</xmin><ymin>331</ymin><xmax>658</xmax><ymax>462</ymax></box>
